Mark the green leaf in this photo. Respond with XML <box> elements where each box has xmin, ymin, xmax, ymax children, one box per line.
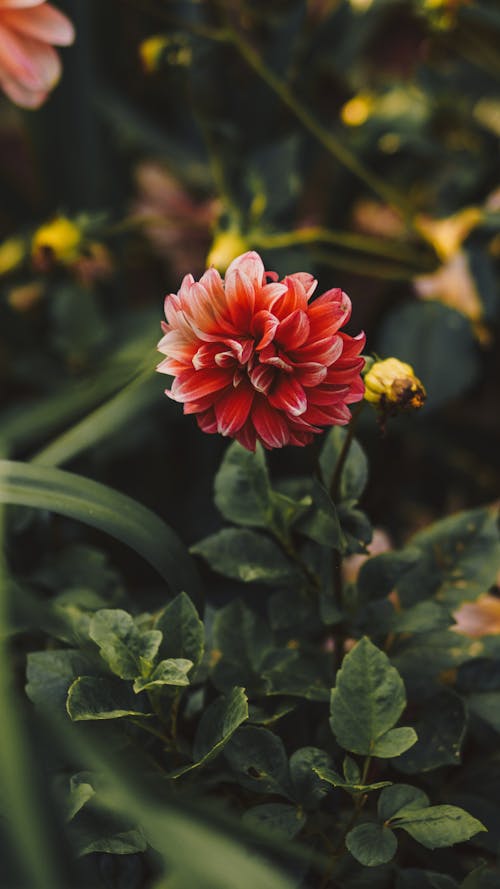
<box><xmin>224</xmin><ymin>726</ymin><xmax>291</xmax><ymax>796</ymax></box>
<box><xmin>378</xmin><ymin>784</ymin><xmax>430</xmax><ymax>822</ymax></box>
<box><xmin>155</xmin><ymin>592</ymin><xmax>204</xmax><ymax>672</ymax></box>
<box><xmin>289</xmin><ymin>747</ymin><xmax>331</xmax><ymax>808</ymax></box>
<box><xmin>329</xmin><ymin>637</ymin><xmax>417</xmax><ymax>757</ymax></box>
<box><xmin>263</xmin><ymin>650</ymin><xmax>331</xmax><ymax>701</ymax></box>
<box><xmin>0</xmin><ymin>460</ymin><xmax>200</xmax><ymax>595</ymax></box>
<box><xmin>133</xmin><ymin>658</ymin><xmax>193</xmax><ymax>693</ymax></box>
<box><xmin>357</xmin><ymin>549</ymin><xmax>422</xmax><ymax>603</ymax></box>
<box><xmin>171</xmin><ymin>687</ymin><xmax>248</xmax><ymax>777</ymax></box>
<box><xmin>343</xmin><ymin>756</ymin><xmax>361</xmax><ymax>784</ymax></box>
<box><xmin>78</xmin><ymin>828</ymin><xmax>147</xmax><ymax>857</ymax></box>
<box><xmin>466</xmin><ymin>692</ymin><xmax>500</xmax><ymax>732</ymax></box>
<box><xmin>392</xmin><ymin>805</ymin><xmax>487</xmax><ymax>849</ymax></box>
<box><xmin>345</xmin><ymin>822</ymin><xmax>397</xmax><ymax>866</ymax></box>
<box><xmin>314</xmin><ymin>765</ymin><xmax>391</xmax><ymax>794</ymax></box>
<box><xmin>392</xmin><ymin>601</ymin><xmax>454</xmax><ymax>634</ymax></box>
<box><xmin>214</xmin><ymin>442</ymin><xmax>273</xmax><ymax>528</ymax></box>
<box><xmin>26</xmin><ymin>649</ymin><xmax>95</xmax><ymax>711</ymax></box>
<box><xmin>320</xmin><ymin>427</ymin><xmax>368</xmax><ymax>503</ymax></box>
<box><xmin>89</xmin><ymin>609</ymin><xmax>162</xmax><ymax>679</ymax></box>
<box><xmin>66</xmin><ymin>676</ymin><xmax>149</xmax><ymax>721</ymax></box>
<box><xmin>395</xmin><ymin>691</ymin><xmax>466</xmax><ymax>774</ymax></box>
<box><xmin>64</xmin><ymin>773</ymin><xmax>96</xmax><ymax>822</ymax></box>
<box><xmin>397</xmin><ymin>507</ymin><xmax>500</xmax><ymax>608</ymax></box>
<box><xmin>191</xmin><ymin>529</ymin><xmax>296</xmax><ymax>585</ymax></box>
<box><xmin>212</xmin><ymin>600</ymin><xmax>273</xmax><ymax>693</ymax></box>
<box><xmin>294</xmin><ymin>479</ymin><xmax>343</xmax><ymax>548</ymax></box>
<box><xmin>242</xmin><ymin>804</ymin><xmax>306</xmax><ymax>839</ymax></box>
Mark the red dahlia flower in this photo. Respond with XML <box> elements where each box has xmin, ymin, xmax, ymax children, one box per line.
<box><xmin>157</xmin><ymin>251</ymin><xmax>365</xmax><ymax>450</ymax></box>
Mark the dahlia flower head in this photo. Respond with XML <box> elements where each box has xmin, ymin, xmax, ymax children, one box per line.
<box><xmin>157</xmin><ymin>251</ymin><xmax>365</xmax><ymax>450</ymax></box>
<box><xmin>0</xmin><ymin>0</ymin><xmax>74</xmax><ymax>110</ymax></box>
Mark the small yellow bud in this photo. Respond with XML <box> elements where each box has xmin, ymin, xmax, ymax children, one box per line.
<box><xmin>206</xmin><ymin>229</ymin><xmax>249</xmax><ymax>273</ymax></box>
<box><xmin>364</xmin><ymin>358</ymin><xmax>426</xmax><ymax>414</ymax></box>
<box><xmin>139</xmin><ymin>35</ymin><xmax>170</xmax><ymax>72</ymax></box>
<box><xmin>32</xmin><ymin>216</ymin><xmax>82</xmax><ymax>267</ymax></box>
<box><xmin>340</xmin><ymin>93</ymin><xmax>374</xmax><ymax>127</ymax></box>
<box><xmin>0</xmin><ymin>237</ymin><xmax>25</xmax><ymax>276</ymax></box>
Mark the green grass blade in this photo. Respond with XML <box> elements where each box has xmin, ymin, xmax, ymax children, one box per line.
<box><xmin>0</xmin><ymin>460</ymin><xmax>200</xmax><ymax>595</ymax></box>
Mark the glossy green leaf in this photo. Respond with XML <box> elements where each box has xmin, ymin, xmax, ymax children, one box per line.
<box><xmin>133</xmin><ymin>658</ymin><xmax>193</xmax><ymax>692</ymax></box>
<box><xmin>289</xmin><ymin>747</ymin><xmax>331</xmax><ymax>808</ymax></box>
<box><xmin>191</xmin><ymin>529</ymin><xmax>296</xmax><ymax>585</ymax></box>
<box><xmin>314</xmin><ymin>765</ymin><xmax>391</xmax><ymax>794</ymax></box>
<box><xmin>224</xmin><ymin>726</ymin><xmax>291</xmax><ymax>796</ymax></box>
<box><xmin>330</xmin><ymin>637</ymin><xmax>417</xmax><ymax>757</ymax></box>
<box><xmin>214</xmin><ymin>441</ymin><xmax>273</xmax><ymax>528</ymax></box>
<box><xmin>392</xmin><ymin>806</ymin><xmax>487</xmax><ymax>849</ymax></box>
<box><xmin>320</xmin><ymin>427</ymin><xmax>368</xmax><ymax>503</ymax></box>
<box><xmin>346</xmin><ymin>822</ymin><xmax>397</xmax><ymax>866</ymax></box>
<box><xmin>171</xmin><ymin>687</ymin><xmax>248</xmax><ymax>777</ymax></box>
<box><xmin>242</xmin><ymin>804</ymin><xmax>306</xmax><ymax>839</ymax></box>
<box><xmin>89</xmin><ymin>609</ymin><xmax>162</xmax><ymax>679</ymax></box>
<box><xmin>155</xmin><ymin>592</ymin><xmax>204</xmax><ymax>672</ymax></box>
<box><xmin>66</xmin><ymin>676</ymin><xmax>149</xmax><ymax>721</ymax></box>
<box><xmin>0</xmin><ymin>460</ymin><xmax>200</xmax><ymax>594</ymax></box>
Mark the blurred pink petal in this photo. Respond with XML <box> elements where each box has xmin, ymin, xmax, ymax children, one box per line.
<box><xmin>0</xmin><ymin>1</ymin><xmax>73</xmax><ymax>109</ymax></box>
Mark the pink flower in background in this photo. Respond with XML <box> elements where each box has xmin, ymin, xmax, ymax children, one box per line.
<box><xmin>0</xmin><ymin>0</ymin><xmax>74</xmax><ymax>110</ymax></box>
<box><xmin>453</xmin><ymin>594</ymin><xmax>500</xmax><ymax>638</ymax></box>
<box><xmin>132</xmin><ymin>161</ymin><xmax>220</xmax><ymax>279</ymax></box>
<box><xmin>157</xmin><ymin>251</ymin><xmax>365</xmax><ymax>450</ymax></box>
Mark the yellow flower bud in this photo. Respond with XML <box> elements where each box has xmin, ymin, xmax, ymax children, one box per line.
<box><xmin>0</xmin><ymin>237</ymin><xmax>25</xmax><ymax>276</ymax></box>
<box><xmin>364</xmin><ymin>358</ymin><xmax>426</xmax><ymax>413</ymax></box>
<box><xmin>340</xmin><ymin>93</ymin><xmax>374</xmax><ymax>127</ymax></box>
<box><xmin>206</xmin><ymin>229</ymin><xmax>249</xmax><ymax>273</ymax></box>
<box><xmin>32</xmin><ymin>216</ymin><xmax>82</xmax><ymax>267</ymax></box>
<box><xmin>139</xmin><ymin>35</ymin><xmax>170</xmax><ymax>72</ymax></box>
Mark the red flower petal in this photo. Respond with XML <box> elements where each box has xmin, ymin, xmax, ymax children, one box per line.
<box><xmin>268</xmin><ymin>375</ymin><xmax>307</xmax><ymax>417</ymax></box>
<box><xmin>215</xmin><ymin>382</ymin><xmax>254</xmax><ymax>436</ymax></box>
<box><xmin>252</xmin><ymin>398</ymin><xmax>290</xmax><ymax>448</ymax></box>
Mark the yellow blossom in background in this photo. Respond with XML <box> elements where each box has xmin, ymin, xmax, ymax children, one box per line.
<box><xmin>139</xmin><ymin>35</ymin><xmax>170</xmax><ymax>72</ymax></box>
<box><xmin>206</xmin><ymin>229</ymin><xmax>249</xmax><ymax>273</ymax></box>
<box><xmin>32</xmin><ymin>216</ymin><xmax>82</xmax><ymax>267</ymax></box>
<box><xmin>340</xmin><ymin>93</ymin><xmax>374</xmax><ymax>127</ymax></box>
<box><xmin>453</xmin><ymin>595</ymin><xmax>500</xmax><ymax>638</ymax></box>
<box><xmin>0</xmin><ymin>237</ymin><xmax>25</xmax><ymax>276</ymax></box>
<box><xmin>140</xmin><ymin>34</ymin><xmax>192</xmax><ymax>72</ymax></box>
<box><xmin>415</xmin><ymin>207</ymin><xmax>483</xmax><ymax>261</ymax></box>
<box><xmin>364</xmin><ymin>357</ymin><xmax>426</xmax><ymax>413</ymax></box>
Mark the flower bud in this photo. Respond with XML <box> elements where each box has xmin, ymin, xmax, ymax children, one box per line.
<box><xmin>32</xmin><ymin>216</ymin><xmax>82</xmax><ymax>270</ymax></box>
<box><xmin>364</xmin><ymin>357</ymin><xmax>426</xmax><ymax>414</ymax></box>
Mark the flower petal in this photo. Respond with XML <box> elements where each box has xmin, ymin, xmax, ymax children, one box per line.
<box><xmin>226</xmin><ymin>250</ymin><xmax>265</xmax><ymax>288</ymax></box>
<box><xmin>268</xmin><ymin>375</ymin><xmax>307</xmax><ymax>417</ymax></box>
<box><xmin>3</xmin><ymin>3</ymin><xmax>75</xmax><ymax>45</ymax></box>
<box><xmin>170</xmin><ymin>367</ymin><xmax>232</xmax><ymax>402</ymax></box>
<box><xmin>215</xmin><ymin>382</ymin><xmax>254</xmax><ymax>436</ymax></box>
<box><xmin>252</xmin><ymin>398</ymin><xmax>290</xmax><ymax>448</ymax></box>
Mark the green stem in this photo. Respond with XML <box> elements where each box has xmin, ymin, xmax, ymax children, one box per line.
<box><xmin>330</xmin><ymin>402</ymin><xmax>365</xmax><ymax>504</ymax></box>
<box><xmin>224</xmin><ymin>25</ymin><xmax>415</xmax><ymax>225</ymax></box>
<box><xmin>320</xmin><ymin>756</ymin><xmax>372</xmax><ymax>888</ymax></box>
<box><xmin>252</xmin><ymin>225</ymin><xmax>428</xmax><ymax>266</ymax></box>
